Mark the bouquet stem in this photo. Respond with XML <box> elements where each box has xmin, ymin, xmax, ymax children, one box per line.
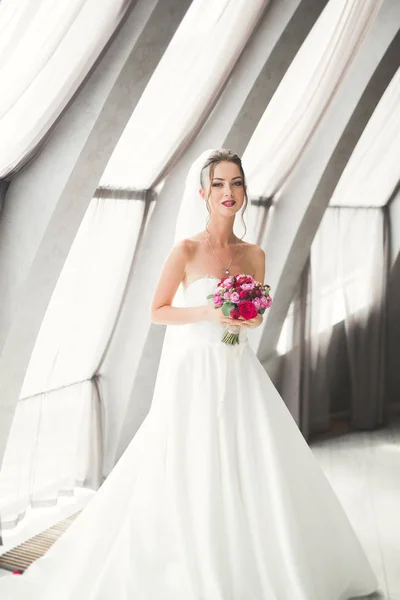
<box><xmin>222</xmin><ymin>324</ymin><xmax>241</xmax><ymax>345</ymax></box>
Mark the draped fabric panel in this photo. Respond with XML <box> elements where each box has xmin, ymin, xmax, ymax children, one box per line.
<box><xmin>100</xmin><ymin>0</ymin><xmax>269</xmax><ymax>189</ymax></box>
<box><xmin>20</xmin><ymin>195</ymin><xmax>146</xmax><ymax>399</ymax></box>
<box><xmin>278</xmin><ymin>208</ymin><xmax>388</xmax><ymax>439</ymax></box>
<box><xmin>387</xmin><ymin>193</ymin><xmax>400</xmax><ymax>410</ymax></box>
<box><xmin>242</xmin><ymin>0</ymin><xmax>383</xmax><ymax>202</ymax></box>
<box><xmin>306</xmin><ymin>208</ymin><xmax>387</xmax><ymax>434</ymax></box>
<box><xmin>0</xmin><ymin>0</ymin><xmax>135</xmax><ymax>178</ymax></box>
<box><xmin>0</xmin><ymin>381</ymin><xmax>100</xmax><ymax>531</ymax></box>
<box><xmin>0</xmin><ymin>194</ymin><xmax>147</xmax><ymax>529</ymax></box>
<box><xmin>0</xmin><ymin>180</ymin><xmax>8</xmax><ymax>218</ymax></box>
<box><xmin>329</xmin><ymin>67</ymin><xmax>400</xmax><ymax>208</ymax></box>
<box><xmin>340</xmin><ymin>209</ymin><xmax>388</xmax><ymax>428</ymax></box>
<box><xmin>275</xmin><ymin>257</ymin><xmax>309</xmax><ymax>428</ymax></box>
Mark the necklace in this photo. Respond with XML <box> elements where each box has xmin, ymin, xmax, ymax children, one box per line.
<box><xmin>205</xmin><ymin>232</ymin><xmax>240</xmax><ymax>275</ymax></box>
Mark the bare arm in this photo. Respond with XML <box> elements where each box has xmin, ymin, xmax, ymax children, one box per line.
<box><xmin>150</xmin><ymin>240</ymin><xmax>206</xmax><ymax>325</ymax></box>
<box><xmin>252</xmin><ymin>245</ymin><xmax>266</xmax><ymax>285</ymax></box>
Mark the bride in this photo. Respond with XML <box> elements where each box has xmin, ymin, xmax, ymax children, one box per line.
<box><xmin>0</xmin><ymin>148</ymin><xmax>379</xmax><ymax>600</ymax></box>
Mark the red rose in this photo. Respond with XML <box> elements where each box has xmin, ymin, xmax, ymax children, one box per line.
<box><xmin>238</xmin><ymin>301</ymin><xmax>257</xmax><ymax>320</ymax></box>
<box><xmin>230</xmin><ymin>308</ymin><xmax>240</xmax><ymax>319</ymax></box>
<box><xmin>239</xmin><ymin>290</ymin><xmax>247</xmax><ymax>299</ymax></box>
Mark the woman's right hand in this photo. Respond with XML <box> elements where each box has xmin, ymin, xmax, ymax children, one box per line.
<box><xmin>205</xmin><ymin>304</ymin><xmax>244</xmax><ymax>327</ymax></box>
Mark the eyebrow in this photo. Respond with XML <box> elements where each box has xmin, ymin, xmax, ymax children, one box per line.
<box><xmin>212</xmin><ymin>176</ymin><xmax>243</xmax><ymax>181</ymax></box>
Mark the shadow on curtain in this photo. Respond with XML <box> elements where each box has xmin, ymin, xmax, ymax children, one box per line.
<box><xmin>278</xmin><ymin>206</ymin><xmax>388</xmax><ymax>440</ymax></box>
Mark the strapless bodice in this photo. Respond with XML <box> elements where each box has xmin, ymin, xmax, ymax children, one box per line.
<box><xmin>182</xmin><ymin>276</ymin><xmax>248</xmax><ymax>346</ymax></box>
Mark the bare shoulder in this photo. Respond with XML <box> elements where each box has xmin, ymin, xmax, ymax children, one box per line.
<box><xmin>173</xmin><ymin>238</ymin><xmax>192</xmax><ymax>256</ymax></box>
<box><xmin>243</xmin><ymin>242</ymin><xmax>266</xmax><ymax>260</ymax></box>
<box><xmin>243</xmin><ymin>243</ymin><xmax>266</xmax><ymax>282</ymax></box>
<box><xmin>185</xmin><ymin>231</ymin><xmax>207</xmax><ymax>245</ymax></box>
<box><xmin>254</xmin><ymin>244</ymin><xmax>266</xmax><ymax>259</ymax></box>
<box><xmin>172</xmin><ymin>237</ymin><xmax>197</xmax><ymax>261</ymax></box>
<box><xmin>175</xmin><ymin>231</ymin><xmax>206</xmax><ymax>256</ymax></box>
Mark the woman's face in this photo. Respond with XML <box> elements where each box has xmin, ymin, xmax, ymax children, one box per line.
<box><xmin>200</xmin><ymin>160</ymin><xmax>245</xmax><ymax>218</ymax></box>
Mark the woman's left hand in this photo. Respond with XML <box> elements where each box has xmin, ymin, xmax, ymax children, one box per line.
<box><xmin>239</xmin><ymin>314</ymin><xmax>263</xmax><ymax>329</ymax></box>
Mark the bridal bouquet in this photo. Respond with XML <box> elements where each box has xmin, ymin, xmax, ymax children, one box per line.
<box><xmin>207</xmin><ymin>274</ymin><xmax>273</xmax><ymax>345</ymax></box>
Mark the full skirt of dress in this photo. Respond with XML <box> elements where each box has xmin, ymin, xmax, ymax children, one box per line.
<box><xmin>0</xmin><ymin>278</ymin><xmax>379</xmax><ymax>600</ymax></box>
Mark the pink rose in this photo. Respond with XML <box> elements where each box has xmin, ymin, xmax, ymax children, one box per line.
<box><xmin>253</xmin><ymin>297</ymin><xmax>261</xmax><ymax>310</ymax></box>
<box><xmin>213</xmin><ymin>293</ymin><xmax>223</xmax><ymax>306</ymax></box>
<box><xmin>241</xmin><ymin>283</ymin><xmax>255</xmax><ymax>291</ymax></box>
<box><xmin>223</xmin><ymin>292</ymin><xmax>231</xmax><ymax>300</ymax></box>
<box><xmin>260</xmin><ymin>294</ymin><xmax>273</xmax><ymax>308</ymax></box>
<box><xmin>230</xmin><ymin>292</ymin><xmax>240</xmax><ymax>303</ymax></box>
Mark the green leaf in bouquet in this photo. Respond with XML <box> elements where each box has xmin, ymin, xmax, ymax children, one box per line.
<box><xmin>258</xmin><ymin>308</ymin><xmax>266</xmax><ymax>315</ymax></box>
<box><xmin>221</xmin><ymin>301</ymin><xmax>236</xmax><ymax>317</ymax></box>
<box><xmin>206</xmin><ymin>293</ymin><xmax>215</xmax><ymax>299</ymax></box>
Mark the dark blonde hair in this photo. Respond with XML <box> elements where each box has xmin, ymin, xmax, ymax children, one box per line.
<box><xmin>200</xmin><ymin>148</ymin><xmax>248</xmax><ymax>240</ymax></box>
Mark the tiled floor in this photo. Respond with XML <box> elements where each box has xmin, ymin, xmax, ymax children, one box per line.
<box><xmin>1</xmin><ymin>422</ymin><xmax>399</xmax><ymax>599</ymax></box>
<box><xmin>311</xmin><ymin>419</ymin><xmax>400</xmax><ymax>600</ymax></box>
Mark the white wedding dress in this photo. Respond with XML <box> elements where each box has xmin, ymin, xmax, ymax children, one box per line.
<box><xmin>0</xmin><ymin>276</ymin><xmax>379</xmax><ymax>600</ymax></box>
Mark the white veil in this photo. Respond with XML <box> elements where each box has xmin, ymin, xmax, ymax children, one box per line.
<box><xmin>149</xmin><ymin>148</ymin><xmax>251</xmax><ymax>416</ymax></box>
<box><xmin>173</xmin><ymin>146</ymin><xmax>251</xmax><ymax>288</ymax></box>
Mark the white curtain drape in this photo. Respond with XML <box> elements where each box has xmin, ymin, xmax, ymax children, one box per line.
<box><xmin>275</xmin><ymin>264</ymin><xmax>308</xmax><ymax>427</ymax></box>
<box><xmin>0</xmin><ymin>381</ymin><xmax>99</xmax><ymax>530</ymax></box>
<box><xmin>20</xmin><ymin>196</ymin><xmax>146</xmax><ymax>398</ymax></box>
<box><xmin>0</xmin><ymin>194</ymin><xmax>146</xmax><ymax>529</ymax></box>
<box><xmin>277</xmin><ymin>63</ymin><xmax>399</xmax><ymax>436</ymax></box>
<box><xmin>278</xmin><ymin>208</ymin><xmax>387</xmax><ymax>439</ymax></box>
<box><xmin>100</xmin><ymin>0</ymin><xmax>269</xmax><ymax>189</ymax></box>
<box><xmin>0</xmin><ymin>0</ymin><xmax>134</xmax><ymax>177</ymax></box>
<box><xmin>307</xmin><ymin>208</ymin><xmax>387</xmax><ymax>434</ymax></box>
<box><xmin>241</xmin><ymin>0</ymin><xmax>383</xmax><ymax>206</ymax></box>
<box><xmin>329</xmin><ymin>67</ymin><xmax>400</xmax><ymax>208</ymax></box>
